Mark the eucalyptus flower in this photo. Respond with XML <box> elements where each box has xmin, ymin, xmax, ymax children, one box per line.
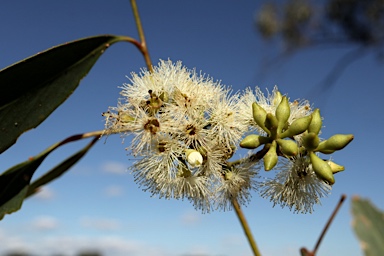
<box><xmin>104</xmin><ymin>60</ymin><xmax>351</xmax><ymax>214</ymax></box>
<box><xmin>259</xmin><ymin>155</ymin><xmax>331</xmax><ymax>214</ymax></box>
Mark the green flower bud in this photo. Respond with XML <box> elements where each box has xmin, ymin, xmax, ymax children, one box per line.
<box><xmin>275</xmin><ymin>96</ymin><xmax>290</xmax><ymax>134</ymax></box>
<box><xmin>273</xmin><ymin>90</ymin><xmax>283</xmax><ymax>107</ymax></box>
<box><xmin>276</xmin><ymin>139</ymin><xmax>298</xmax><ymax>156</ymax></box>
<box><xmin>252</xmin><ymin>102</ymin><xmax>270</xmax><ymax>134</ymax></box>
<box><xmin>310</xmin><ymin>152</ymin><xmax>335</xmax><ymax>185</ymax></box>
<box><xmin>240</xmin><ymin>134</ymin><xmax>271</xmax><ymax>149</ymax></box>
<box><xmin>119</xmin><ymin>112</ymin><xmax>135</xmax><ymax>123</ymax></box>
<box><xmin>308</xmin><ymin>108</ymin><xmax>322</xmax><ymax>134</ymax></box>
<box><xmin>264</xmin><ymin>141</ymin><xmax>278</xmax><ymax>171</ymax></box>
<box><xmin>316</xmin><ymin>134</ymin><xmax>354</xmax><ymax>153</ymax></box>
<box><xmin>177</xmin><ymin>164</ymin><xmax>192</xmax><ymax>178</ymax></box>
<box><xmin>326</xmin><ymin>160</ymin><xmax>345</xmax><ymax>174</ymax></box>
<box><xmin>302</xmin><ymin>132</ymin><xmax>320</xmax><ymax>151</ymax></box>
<box><xmin>280</xmin><ymin>115</ymin><xmax>312</xmax><ymax>138</ymax></box>
<box><xmin>159</xmin><ymin>91</ymin><xmax>169</xmax><ymax>102</ymax></box>
<box><xmin>264</xmin><ymin>113</ymin><xmax>278</xmax><ymax>138</ymax></box>
<box><xmin>225</xmin><ymin>171</ymin><xmax>234</xmax><ymax>180</ymax></box>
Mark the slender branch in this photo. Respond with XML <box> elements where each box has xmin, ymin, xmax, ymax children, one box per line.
<box><xmin>130</xmin><ymin>0</ymin><xmax>153</xmax><ymax>72</ymax></box>
<box><xmin>312</xmin><ymin>194</ymin><xmax>347</xmax><ymax>254</ymax></box>
<box><xmin>232</xmin><ymin>198</ymin><xmax>262</xmax><ymax>256</ymax></box>
<box><xmin>227</xmin><ymin>145</ymin><xmax>269</xmax><ymax>167</ymax></box>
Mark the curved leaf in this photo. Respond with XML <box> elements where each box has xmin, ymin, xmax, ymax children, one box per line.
<box><xmin>26</xmin><ymin>137</ymin><xmax>98</xmax><ymax>198</ymax></box>
<box><xmin>0</xmin><ymin>35</ymin><xmax>128</xmax><ymax>153</ymax></box>
<box><xmin>0</xmin><ymin>135</ymin><xmax>98</xmax><ymax>220</ymax></box>
<box><xmin>351</xmin><ymin>196</ymin><xmax>384</xmax><ymax>256</ymax></box>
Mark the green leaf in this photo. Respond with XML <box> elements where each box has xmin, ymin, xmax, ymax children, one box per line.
<box><xmin>351</xmin><ymin>196</ymin><xmax>384</xmax><ymax>256</ymax></box>
<box><xmin>26</xmin><ymin>137</ymin><xmax>98</xmax><ymax>198</ymax></box>
<box><xmin>0</xmin><ymin>134</ymin><xmax>98</xmax><ymax>220</ymax></box>
<box><xmin>0</xmin><ymin>35</ymin><xmax>128</xmax><ymax>154</ymax></box>
<box><xmin>0</xmin><ymin>150</ymin><xmax>50</xmax><ymax>220</ymax></box>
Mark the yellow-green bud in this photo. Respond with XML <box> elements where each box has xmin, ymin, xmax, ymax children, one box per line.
<box><xmin>308</xmin><ymin>108</ymin><xmax>322</xmax><ymax>134</ymax></box>
<box><xmin>280</xmin><ymin>115</ymin><xmax>312</xmax><ymax>138</ymax></box>
<box><xmin>275</xmin><ymin>96</ymin><xmax>290</xmax><ymax>134</ymax></box>
<box><xmin>273</xmin><ymin>90</ymin><xmax>283</xmax><ymax>107</ymax></box>
<box><xmin>119</xmin><ymin>113</ymin><xmax>135</xmax><ymax>123</ymax></box>
<box><xmin>316</xmin><ymin>134</ymin><xmax>354</xmax><ymax>153</ymax></box>
<box><xmin>159</xmin><ymin>91</ymin><xmax>169</xmax><ymax>102</ymax></box>
<box><xmin>310</xmin><ymin>152</ymin><xmax>335</xmax><ymax>184</ymax></box>
<box><xmin>302</xmin><ymin>132</ymin><xmax>320</xmax><ymax>151</ymax></box>
<box><xmin>240</xmin><ymin>134</ymin><xmax>270</xmax><ymax>149</ymax></box>
<box><xmin>326</xmin><ymin>160</ymin><xmax>345</xmax><ymax>174</ymax></box>
<box><xmin>264</xmin><ymin>141</ymin><xmax>278</xmax><ymax>171</ymax></box>
<box><xmin>264</xmin><ymin>113</ymin><xmax>278</xmax><ymax>132</ymax></box>
<box><xmin>252</xmin><ymin>102</ymin><xmax>270</xmax><ymax>134</ymax></box>
<box><xmin>276</xmin><ymin>139</ymin><xmax>298</xmax><ymax>156</ymax></box>
<box><xmin>177</xmin><ymin>165</ymin><xmax>192</xmax><ymax>178</ymax></box>
<box><xmin>225</xmin><ymin>171</ymin><xmax>234</xmax><ymax>180</ymax></box>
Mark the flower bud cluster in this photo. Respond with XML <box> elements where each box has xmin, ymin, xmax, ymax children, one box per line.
<box><xmin>240</xmin><ymin>94</ymin><xmax>353</xmax><ymax>185</ymax></box>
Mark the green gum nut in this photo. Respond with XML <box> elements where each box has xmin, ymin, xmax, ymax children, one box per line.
<box><xmin>159</xmin><ymin>91</ymin><xmax>169</xmax><ymax>102</ymax></box>
<box><xmin>280</xmin><ymin>115</ymin><xmax>312</xmax><ymax>138</ymax></box>
<box><xmin>308</xmin><ymin>108</ymin><xmax>322</xmax><ymax>134</ymax></box>
<box><xmin>302</xmin><ymin>132</ymin><xmax>320</xmax><ymax>151</ymax></box>
<box><xmin>264</xmin><ymin>113</ymin><xmax>278</xmax><ymax>133</ymax></box>
<box><xmin>225</xmin><ymin>171</ymin><xmax>234</xmax><ymax>180</ymax></box>
<box><xmin>264</xmin><ymin>141</ymin><xmax>278</xmax><ymax>171</ymax></box>
<box><xmin>316</xmin><ymin>134</ymin><xmax>354</xmax><ymax>153</ymax></box>
<box><xmin>275</xmin><ymin>96</ymin><xmax>290</xmax><ymax>134</ymax></box>
<box><xmin>252</xmin><ymin>102</ymin><xmax>270</xmax><ymax>135</ymax></box>
<box><xmin>119</xmin><ymin>113</ymin><xmax>135</xmax><ymax>123</ymax></box>
<box><xmin>273</xmin><ymin>90</ymin><xmax>283</xmax><ymax>106</ymax></box>
<box><xmin>240</xmin><ymin>134</ymin><xmax>270</xmax><ymax>149</ymax></box>
<box><xmin>276</xmin><ymin>139</ymin><xmax>298</xmax><ymax>156</ymax></box>
<box><xmin>310</xmin><ymin>152</ymin><xmax>335</xmax><ymax>185</ymax></box>
<box><xmin>326</xmin><ymin>160</ymin><xmax>345</xmax><ymax>174</ymax></box>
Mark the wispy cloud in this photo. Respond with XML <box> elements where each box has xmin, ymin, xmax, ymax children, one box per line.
<box><xmin>101</xmin><ymin>161</ymin><xmax>127</xmax><ymax>175</ymax></box>
<box><xmin>30</xmin><ymin>215</ymin><xmax>59</xmax><ymax>231</ymax></box>
<box><xmin>79</xmin><ymin>216</ymin><xmax>121</xmax><ymax>231</ymax></box>
<box><xmin>0</xmin><ymin>234</ymin><xmax>170</xmax><ymax>256</ymax></box>
<box><xmin>33</xmin><ymin>186</ymin><xmax>55</xmax><ymax>200</ymax></box>
<box><xmin>104</xmin><ymin>185</ymin><xmax>124</xmax><ymax>197</ymax></box>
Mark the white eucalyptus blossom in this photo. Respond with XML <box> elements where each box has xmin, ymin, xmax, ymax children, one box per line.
<box><xmin>259</xmin><ymin>155</ymin><xmax>331</xmax><ymax>214</ymax></box>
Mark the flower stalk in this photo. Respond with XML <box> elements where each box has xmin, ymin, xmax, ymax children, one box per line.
<box><xmin>232</xmin><ymin>198</ymin><xmax>261</xmax><ymax>256</ymax></box>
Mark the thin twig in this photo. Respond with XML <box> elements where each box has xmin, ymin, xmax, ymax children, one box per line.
<box><xmin>232</xmin><ymin>198</ymin><xmax>262</xmax><ymax>256</ymax></box>
<box><xmin>312</xmin><ymin>194</ymin><xmax>347</xmax><ymax>254</ymax></box>
<box><xmin>130</xmin><ymin>0</ymin><xmax>153</xmax><ymax>72</ymax></box>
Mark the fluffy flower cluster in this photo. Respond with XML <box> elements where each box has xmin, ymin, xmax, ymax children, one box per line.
<box><xmin>103</xmin><ymin>60</ymin><xmax>339</xmax><ymax>214</ymax></box>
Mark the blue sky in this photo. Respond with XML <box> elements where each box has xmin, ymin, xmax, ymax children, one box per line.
<box><xmin>0</xmin><ymin>1</ymin><xmax>383</xmax><ymax>255</ymax></box>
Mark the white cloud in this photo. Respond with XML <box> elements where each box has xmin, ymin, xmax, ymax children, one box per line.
<box><xmin>33</xmin><ymin>186</ymin><xmax>55</xmax><ymax>200</ymax></box>
<box><xmin>0</xmin><ymin>235</ymin><xmax>170</xmax><ymax>256</ymax></box>
<box><xmin>104</xmin><ymin>185</ymin><xmax>124</xmax><ymax>197</ymax></box>
<box><xmin>101</xmin><ymin>161</ymin><xmax>127</xmax><ymax>175</ymax></box>
<box><xmin>80</xmin><ymin>217</ymin><xmax>121</xmax><ymax>231</ymax></box>
<box><xmin>30</xmin><ymin>215</ymin><xmax>59</xmax><ymax>231</ymax></box>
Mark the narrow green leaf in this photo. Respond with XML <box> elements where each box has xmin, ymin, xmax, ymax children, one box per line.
<box><xmin>351</xmin><ymin>196</ymin><xmax>384</xmax><ymax>256</ymax></box>
<box><xmin>0</xmin><ymin>35</ymin><xmax>128</xmax><ymax>153</ymax></box>
<box><xmin>0</xmin><ymin>151</ymin><xmax>50</xmax><ymax>220</ymax></box>
<box><xmin>0</xmin><ymin>133</ymin><xmax>98</xmax><ymax>220</ymax></box>
<box><xmin>26</xmin><ymin>137</ymin><xmax>98</xmax><ymax>198</ymax></box>
<box><xmin>0</xmin><ymin>186</ymin><xmax>29</xmax><ymax>220</ymax></box>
